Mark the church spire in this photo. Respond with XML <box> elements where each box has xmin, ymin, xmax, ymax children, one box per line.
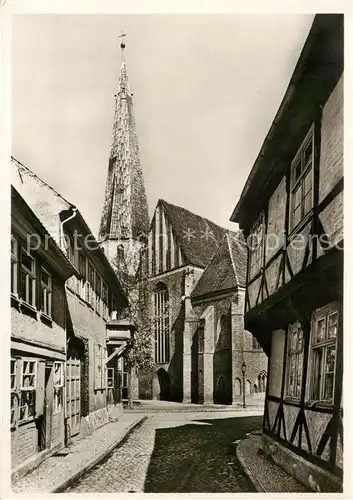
<box><xmin>99</xmin><ymin>35</ymin><xmax>149</xmax><ymax>247</ymax></box>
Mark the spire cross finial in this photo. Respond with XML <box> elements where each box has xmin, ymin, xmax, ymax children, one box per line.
<box><xmin>119</xmin><ymin>32</ymin><xmax>127</xmax><ymax>50</ymax></box>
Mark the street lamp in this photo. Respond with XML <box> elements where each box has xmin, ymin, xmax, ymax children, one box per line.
<box><xmin>241</xmin><ymin>361</ymin><xmax>247</xmax><ymax>408</ymax></box>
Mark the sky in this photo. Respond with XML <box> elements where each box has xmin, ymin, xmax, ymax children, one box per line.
<box><xmin>12</xmin><ymin>14</ymin><xmax>314</xmax><ymax>236</ymax></box>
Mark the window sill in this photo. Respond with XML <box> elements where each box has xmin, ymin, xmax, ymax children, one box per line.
<box><xmin>283</xmin><ymin>398</ymin><xmax>301</xmax><ymax>406</ymax></box>
<box><xmin>18</xmin><ymin>417</ymin><xmax>35</xmax><ymax>427</ymax></box>
<box><xmin>19</xmin><ymin>300</ymin><xmax>38</xmax><ymax>319</ymax></box>
<box><xmin>40</xmin><ymin>312</ymin><xmax>53</xmax><ymax>327</ymax></box>
<box><xmin>305</xmin><ymin>400</ymin><xmax>334</xmax><ymax>411</ymax></box>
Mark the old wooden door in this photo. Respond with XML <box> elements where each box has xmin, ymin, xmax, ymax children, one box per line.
<box><xmin>65</xmin><ymin>359</ymin><xmax>81</xmax><ymax>438</ymax></box>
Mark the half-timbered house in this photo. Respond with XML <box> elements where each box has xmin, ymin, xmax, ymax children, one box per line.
<box><xmin>230</xmin><ymin>14</ymin><xmax>343</xmax><ymax>492</ymax></box>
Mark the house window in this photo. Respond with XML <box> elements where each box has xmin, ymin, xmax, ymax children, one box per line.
<box><xmin>21</xmin><ymin>248</ymin><xmax>36</xmax><ymax>307</ymax></box>
<box><xmin>285</xmin><ymin>323</ymin><xmax>304</xmax><ymax>400</ymax></box>
<box><xmin>107</xmin><ymin>368</ymin><xmax>114</xmax><ymax>388</ymax></box>
<box><xmin>53</xmin><ymin>362</ymin><xmax>64</xmax><ymax>414</ymax></box>
<box><xmin>19</xmin><ymin>359</ymin><xmax>37</xmax><ymax>422</ymax></box>
<box><xmin>102</xmin><ymin>282</ymin><xmax>108</xmax><ymax>320</ymax></box>
<box><xmin>94</xmin><ymin>344</ymin><xmax>107</xmax><ymax>390</ymax></box>
<box><xmin>290</xmin><ymin>127</ymin><xmax>314</xmax><ymax>231</ymax></box>
<box><xmin>310</xmin><ymin>303</ymin><xmax>339</xmax><ymax>404</ymax></box>
<box><xmin>10</xmin><ymin>358</ymin><xmax>17</xmax><ymax>427</ymax></box>
<box><xmin>95</xmin><ymin>273</ymin><xmax>102</xmax><ymax>314</ymax></box>
<box><xmin>154</xmin><ymin>282</ymin><xmax>170</xmax><ymax>363</ymax></box>
<box><xmin>88</xmin><ymin>263</ymin><xmax>95</xmax><ymax>308</ymax></box>
<box><xmin>78</xmin><ymin>252</ymin><xmax>86</xmax><ymax>297</ymax></box>
<box><xmin>40</xmin><ymin>267</ymin><xmax>52</xmax><ymax>317</ymax></box>
<box><xmin>249</xmin><ymin>214</ymin><xmax>264</xmax><ymax>279</ymax></box>
<box><xmin>11</xmin><ymin>236</ymin><xmax>18</xmax><ymax>295</ymax></box>
<box><xmin>64</xmin><ymin>234</ymin><xmax>74</xmax><ymax>264</ymax></box>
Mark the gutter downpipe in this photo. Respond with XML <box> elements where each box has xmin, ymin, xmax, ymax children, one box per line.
<box><xmin>60</xmin><ymin>207</ymin><xmax>78</xmax><ymax>251</ymax></box>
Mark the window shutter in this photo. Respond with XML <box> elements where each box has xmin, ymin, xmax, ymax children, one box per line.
<box><xmin>35</xmin><ymin>361</ymin><xmax>45</xmax><ymax>417</ymax></box>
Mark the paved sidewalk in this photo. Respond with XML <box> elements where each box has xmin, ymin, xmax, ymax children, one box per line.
<box><xmin>234</xmin><ymin>432</ymin><xmax>310</xmax><ymax>492</ymax></box>
<box><xmin>12</xmin><ymin>413</ymin><xmax>145</xmax><ymax>494</ymax></box>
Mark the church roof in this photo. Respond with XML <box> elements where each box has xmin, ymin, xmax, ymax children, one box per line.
<box><xmin>158</xmin><ymin>199</ymin><xmax>232</xmax><ymax>269</ymax></box>
<box><xmin>99</xmin><ymin>42</ymin><xmax>149</xmax><ymax>242</ymax></box>
<box><xmin>191</xmin><ymin>232</ymin><xmax>247</xmax><ymax>299</ymax></box>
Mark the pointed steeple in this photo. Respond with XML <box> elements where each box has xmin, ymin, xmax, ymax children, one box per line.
<box><xmin>99</xmin><ymin>35</ymin><xmax>149</xmax><ymax>245</ymax></box>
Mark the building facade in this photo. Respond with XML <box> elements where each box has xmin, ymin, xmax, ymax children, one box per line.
<box><xmin>144</xmin><ymin>199</ymin><xmax>267</xmax><ymax>403</ymax></box>
<box><xmin>230</xmin><ymin>14</ymin><xmax>343</xmax><ymax>492</ymax></box>
<box><xmin>11</xmin><ymin>187</ymin><xmax>77</xmax><ymax>477</ymax></box>
<box><xmin>12</xmin><ymin>158</ymin><xmax>131</xmax><ymax>448</ymax></box>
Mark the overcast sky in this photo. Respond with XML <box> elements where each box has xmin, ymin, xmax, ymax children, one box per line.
<box><xmin>12</xmin><ymin>14</ymin><xmax>314</xmax><ymax>235</ymax></box>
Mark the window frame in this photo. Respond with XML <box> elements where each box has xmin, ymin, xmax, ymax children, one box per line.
<box><xmin>19</xmin><ymin>358</ymin><xmax>37</xmax><ymax>423</ymax></box>
<box><xmin>40</xmin><ymin>266</ymin><xmax>52</xmax><ymax>318</ymax></box>
<box><xmin>11</xmin><ymin>236</ymin><xmax>18</xmax><ymax>296</ymax></box>
<box><xmin>20</xmin><ymin>247</ymin><xmax>36</xmax><ymax>307</ymax></box>
<box><xmin>10</xmin><ymin>358</ymin><xmax>18</xmax><ymax>428</ymax></box>
<box><xmin>102</xmin><ymin>281</ymin><xmax>108</xmax><ymax>320</ymax></box>
<box><xmin>248</xmin><ymin>213</ymin><xmax>265</xmax><ymax>280</ymax></box>
<box><xmin>289</xmin><ymin>125</ymin><xmax>314</xmax><ymax>233</ymax></box>
<box><xmin>308</xmin><ymin>303</ymin><xmax>339</xmax><ymax>406</ymax></box>
<box><xmin>95</xmin><ymin>273</ymin><xmax>102</xmax><ymax>315</ymax></box>
<box><xmin>78</xmin><ymin>252</ymin><xmax>86</xmax><ymax>298</ymax></box>
<box><xmin>87</xmin><ymin>262</ymin><xmax>95</xmax><ymax>309</ymax></box>
<box><xmin>285</xmin><ymin>322</ymin><xmax>304</xmax><ymax>401</ymax></box>
<box><xmin>53</xmin><ymin>361</ymin><xmax>64</xmax><ymax>415</ymax></box>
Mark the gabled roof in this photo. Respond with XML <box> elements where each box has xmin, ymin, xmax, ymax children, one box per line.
<box><xmin>159</xmin><ymin>199</ymin><xmax>230</xmax><ymax>269</ymax></box>
<box><xmin>11</xmin><ymin>156</ymin><xmax>128</xmax><ymax>306</ymax></box>
<box><xmin>191</xmin><ymin>232</ymin><xmax>247</xmax><ymax>299</ymax></box>
<box><xmin>11</xmin><ymin>186</ymin><xmax>79</xmax><ymax>280</ymax></box>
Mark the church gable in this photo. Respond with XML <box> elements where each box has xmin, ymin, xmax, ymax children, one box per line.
<box><xmin>191</xmin><ymin>233</ymin><xmax>246</xmax><ymax>299</ymax></box>
<box><xmin>148</xmin><ymin>201</ymin><xmax>185</xmax><ymax>276</ymax></box>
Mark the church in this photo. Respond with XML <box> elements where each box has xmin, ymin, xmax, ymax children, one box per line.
<box><xmin>98</xmin><ymin>39</ymin><xmax>267</xmax><ymax>405</ymax></box>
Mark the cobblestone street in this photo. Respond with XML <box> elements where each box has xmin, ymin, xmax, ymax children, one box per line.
<box><xmin>66</xmin><ymin>411</ymin><xmax>262</xmax><ymax>493</ymax></box>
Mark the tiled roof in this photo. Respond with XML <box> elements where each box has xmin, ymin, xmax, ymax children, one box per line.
<box><xmin>159</xmin><ymin>199</ymin><xmax>230</xmax><ymax>269</ymax></box>
<box><xmin>191</xmin><ymin>232</ymin><xmax>247</xmax><ymax>299</ymax></box>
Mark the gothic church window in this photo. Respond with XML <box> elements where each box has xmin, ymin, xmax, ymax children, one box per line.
<box><xmin>154</xmin><ymin>282</ymin><xmax>170</xmax><ymax>364</ymax></box>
